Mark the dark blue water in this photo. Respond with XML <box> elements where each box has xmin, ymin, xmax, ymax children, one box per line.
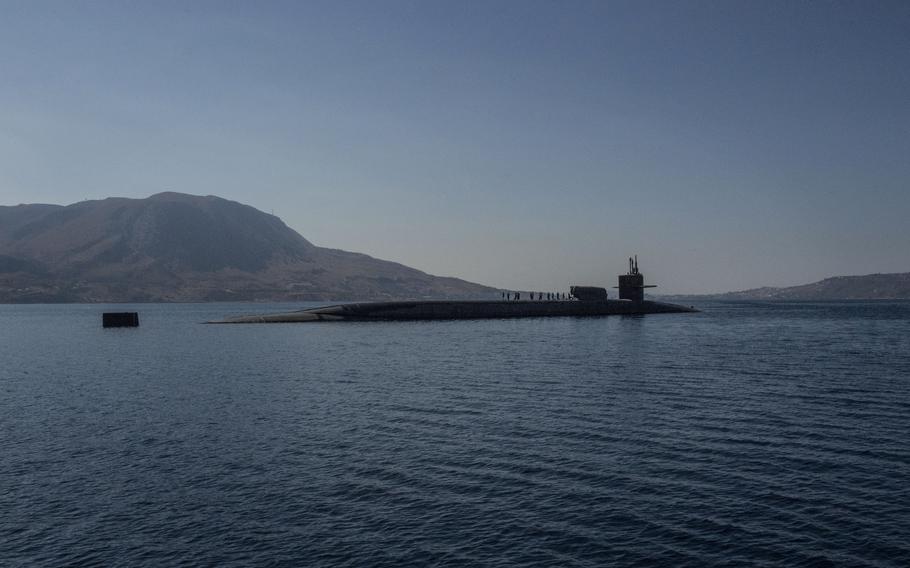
<box><xmin>2</xmin><ymin>301</ymin><xmax>909</xmax><ymax>567</ymax></box>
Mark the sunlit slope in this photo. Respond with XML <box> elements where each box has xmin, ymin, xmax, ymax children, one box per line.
<box><xmin>0</xmin><ymin>192</ymin><xmax>496</xmax><ymax>302</ymax></box>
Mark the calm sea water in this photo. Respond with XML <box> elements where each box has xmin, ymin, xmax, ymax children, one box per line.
<box><xmin>2</xmin><ymin>301</ymin><xmax>909</xmax><ymax>567</ymax></box>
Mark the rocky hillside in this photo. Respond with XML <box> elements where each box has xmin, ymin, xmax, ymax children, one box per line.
<box><xmin>666</xmin><ymin>273</ymin><xmax>910</xmax><ymax>301</ymax></box>
<box><xmin>0</xmin><ymin>192</ymin><xmax>497</xmax><ymax>302</ymax></box>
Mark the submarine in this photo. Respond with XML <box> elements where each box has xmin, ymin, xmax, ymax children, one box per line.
<box><xmin>211</xmin><ymin>257</ymin><xmax>697</xmax><ymax>323</ymax></box>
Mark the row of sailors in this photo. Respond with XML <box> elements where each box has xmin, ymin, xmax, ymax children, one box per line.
<box><xmin>501</xmin><ymin>291</ymin><xmax>570</xmax><ymax>301</ymax></box>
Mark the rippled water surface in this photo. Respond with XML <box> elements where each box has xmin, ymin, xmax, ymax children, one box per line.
<box><xmin>2</xmin><ymin>301</ymin><xmax>909</xmax><ymax>566</ymax></box>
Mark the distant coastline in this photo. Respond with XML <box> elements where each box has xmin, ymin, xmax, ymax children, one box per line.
<box><xmin>3</xmin><ymin>193</ymin><xmax>909</xmax><ymax>304</ymax></box>
<box><xmin>658</xmin><ymin>272</ymin><xmax>910</xmax><ymax>302</ymax></box>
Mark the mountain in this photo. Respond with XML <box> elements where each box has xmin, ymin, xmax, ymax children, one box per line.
<box><xmin>0</xmin><ymin>192</ymin><xmax>498</xmax><ymax>303</ymax></box>
<box><xmin>664</xmin><ymin>273</ymin><xmax>910</xmax><ymax>301</ymax></box>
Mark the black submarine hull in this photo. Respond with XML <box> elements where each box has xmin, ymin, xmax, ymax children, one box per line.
<box><xmin>211</xmin><ymin>299</ymin><xmax>697</xmax><ymax>323</ymax></box>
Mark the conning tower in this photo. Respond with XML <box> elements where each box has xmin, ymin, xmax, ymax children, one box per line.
<box><xmin>617</xmin><ymin>255</ymin><xmax>656</xmax><ymax>303</ymax></box>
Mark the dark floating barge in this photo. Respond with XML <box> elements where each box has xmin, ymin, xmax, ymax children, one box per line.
<box><xmin>211</xmin><ymin>257</ymin><xmax>696</xmax><ymax>323</ymax></box>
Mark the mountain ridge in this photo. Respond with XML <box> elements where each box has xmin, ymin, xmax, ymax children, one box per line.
<box><xmin>0</xmin><ymin>193</ymin><xmax>497</xmax><ymax>303</ymax></box>
<box><xmin>661</xmin><ymin>272</ymin><xmax>910</xmax><ymax>301</ymax></box>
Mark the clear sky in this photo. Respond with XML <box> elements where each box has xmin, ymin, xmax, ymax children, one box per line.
<box><xmin>1</xmin><ymin>1</ymin><xmax>908</xmax><ymax>293</ymax></box>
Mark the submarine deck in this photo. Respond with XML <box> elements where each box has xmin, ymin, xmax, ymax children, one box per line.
<box><xmin>210</xmin><ymin>299</ymin><xmax>697</xmax><ymax>323</ymax></box>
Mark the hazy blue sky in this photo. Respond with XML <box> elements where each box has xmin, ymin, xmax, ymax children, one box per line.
<box><xmin>1</xmin><ymin>1</ymin><xmax>908</xmax><ymax>293</ymax></box>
